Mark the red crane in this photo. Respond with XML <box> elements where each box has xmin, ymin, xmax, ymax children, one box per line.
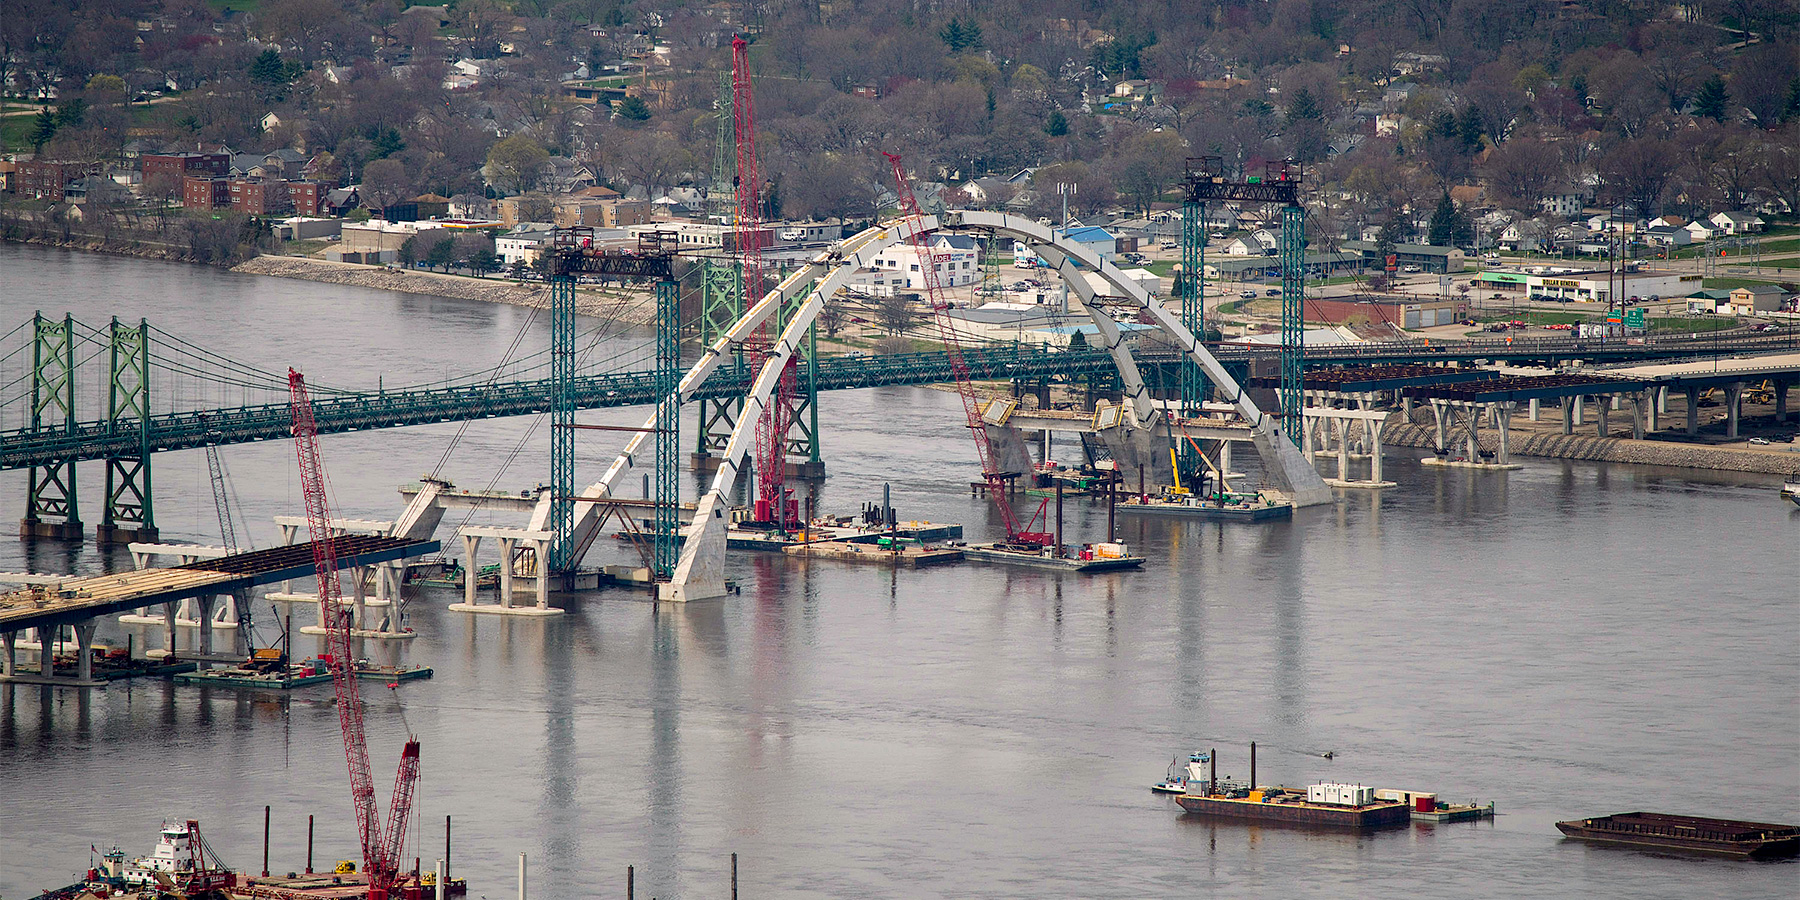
<box><xmin>884</xmin><ymin>154</ymin><xmax>1051</xmax><ymax>547</ymax></box>
<box><xmin>733</xmin><ymin>34</ymin><xmax>797</xmax><ymax>531</ymax></box>
<box><xmin>289</xmin><ymin>369</ymin><xmax>421</xmax><ymax>900</ymax></box>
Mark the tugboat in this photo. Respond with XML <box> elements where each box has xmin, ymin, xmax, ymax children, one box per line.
<box><xmin>1153</xmin><ymin>751</ymin><xmax>1209</xmax><ymax>793</ymax></box>
<box><xmin>120</xmin><ymin>820</ymin><xmax>235</xmax><ymax>894</ymax></box>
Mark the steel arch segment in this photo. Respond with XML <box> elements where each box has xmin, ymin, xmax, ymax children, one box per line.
<box><xmin>1024</xmin><ymin>240</ymin><xmax>1156</xmax><ymax>426</ymax></box>
<box><xmin>663</xmin><ymin>218</ymin><xmax>936</xmax><ymax>598</ymax></box>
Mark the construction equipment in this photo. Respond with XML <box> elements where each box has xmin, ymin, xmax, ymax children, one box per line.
<box><xmin>885</xmin><ymin>152</ymin><xmax>1052</xmax><ymax>548</ymax></box>
<box><xmin>734</xmin><ymin>35</ymin><xmax>798</xmax><ymax>532</ymax></box>
<box><xmin>288</xmin><ymin>369</ymin><xmax>421</xmax><ymax>900</ymax></box>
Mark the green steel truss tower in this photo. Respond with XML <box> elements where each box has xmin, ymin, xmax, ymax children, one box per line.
<box><xmin>695</xmin><ymin>258</ymin><xmax>744</xmax><ymax>459</ymax></box>
<box><xmin>1279</xmin><ymin>205</ymin><xmax>1304</xmax><ymax>440</ymax></box>
<box><xmin>1183</xmin><ymin>158</ymin><xmax>1305</xmax><ymax>445</ymax></box>
<box><xmin>711</xmin><ymin>72</ymin><xmax>734</xmax><ymax>218</ymax></box>
<box><xmin>99</xmin><ymin>317</ymin><xmax>157</xmax><ymax>544</ymax></box>
<box><xmin>548</xmin><ymin>274</ymin><xmax>576</xmax><ymax>572</ymax></box>
<box><xmin>653</xmin><ymin>279</ymin><xmax>681</xmax><ymax>580</ymax></box>
<box><xmin>1179</xmin><ymin>197</ymin><xmax>1208</xmax><ymax>414</ymax></box>
<box><xmin>22</xmin><ymin>311</ymin><xmax>82</xmax><ymax>539</ymax></box>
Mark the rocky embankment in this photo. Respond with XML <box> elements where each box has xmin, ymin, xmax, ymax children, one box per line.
<box><xmin>232</xmin><ymin>255</ymin><xmax>658</xmax><ymax>324</ymax></box>
<box><xmin>1385</xmin><ymin>421</ymin><xmax>1799</xmax><ymax>475</ymax></box>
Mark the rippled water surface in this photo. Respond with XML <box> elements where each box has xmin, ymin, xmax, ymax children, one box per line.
<box><xmin>1</xmin><ymin>245</ymin><xmax>1796</xmax><ymax>898</ymax></box>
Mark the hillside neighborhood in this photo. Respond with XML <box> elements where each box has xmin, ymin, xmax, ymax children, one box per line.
<box><xmin>1</xmin><ymin>0</ymin><xmax>1796</xmax><ymax>317</ymax></box>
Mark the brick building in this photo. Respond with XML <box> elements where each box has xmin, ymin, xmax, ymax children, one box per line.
<box><xmin>14</xmin><ymin>160</ymin><xmax>102</xmax><ymax>201</ymax></box>
<box><xmin>227</xmin><ymin>179</ymin><xmax>293</xmax><ymax>215</ymax></box>
<box><xmin>142</xmin><ymin>152</ymin><xmax>229</xmax><ymax>185</ymax></box>
<box><xmin>182</xmin><ymin>175</ymin><xmax>229</xmax><ymax>210</ymax></box>
<box><xmin>288</xmin><ymin>181</ymin><xmax>326</xmax><ymax>217</ymax></box>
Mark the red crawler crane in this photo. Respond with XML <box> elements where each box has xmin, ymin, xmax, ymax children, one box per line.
<box><xmin>733</xmin><ymin>35</ymin><xmax>797</xmax><ymax>531</ymax></box>
<box><xmin>884</xmin><ymin>153</ymin><xmax>1052</xmax><ymax>547</ymax></box>
<box><xmin>289</xmin><ymin>369</ymin><xmax>421</xmax><ymax>900</ymax></box>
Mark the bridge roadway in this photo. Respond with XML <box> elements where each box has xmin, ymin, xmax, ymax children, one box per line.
<box><xmin>0</xmin><ymin>330</ymin><xmax>1792</xmax><ymax>470</ymax></box>
<box><xmin>0</xmin><ymin>536</ymin><xmax>439</xmax><ymax>635</ymax></box>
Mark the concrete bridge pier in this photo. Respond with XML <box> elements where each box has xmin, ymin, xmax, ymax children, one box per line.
<box><xmin>450</xmin><ymin>527</ymin><xmax>560</xmax><ymax>616</ymax></box>
<box><xmin>1686</xmin><ymin>390</ymin><xmax>1700</xmax><ymax>435</ymax></box>
<box><xmin>1597</xmin><ymin>397</ymin><xmax>1610</xmax><ymax>437</ymax></box>
<box><xmin>1725</xmin><ymin>383</ymin><xmax>1742</xmax><ymax>438</ymax></box>
<box><xmin>1529</xmin><ymin>398</ymin><xmax>1539</xmax><ymax>421</ymax></box>
<box><xmin>1777</xmin><ymin>382</ymin><xmax>1788</xmax><ymax>422</ymax></box>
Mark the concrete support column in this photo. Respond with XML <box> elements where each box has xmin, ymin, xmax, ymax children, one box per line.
<box><xmin>2</xmin><ymin>630</ymin><xmax>15</xmax><ymax>676</ymax></box>
<box><xmin>532</xmin><ymin>539</ymin><xmax>550</xmax><ymax>609</ymax></box>
<box><xmin>1431</xmin><ymin>400</ymin><xmax>1451</xmax><ymax>453</ymax></box>
<box><xmin>1218</xmin><ymin>441</ymin><xmax>1232</xmax><ymax>478</ymax></box>
<box><xmin>75</xmin><ymin>623</ymin><xmax>95</xmax><ymax>683</ymax></box>
<box><xmin>1465</xmin><ymin>406</ymin><xmax>1482</xmax><ymax>461</ymax></box>
<box><xmin>1497</xmin><ymin>403</ymin><xmax>1514</xmax><ymax>465</ymax></box>
<box><xmin>1611</xmin><ymin>395</ymin><xmax>1622</xmax><ymax>411</ymax></box>
<box><xmin>1335</xmin><ymin>419</ymin><xmax>1349</xmax><ymax>481</ymax></box>
<box><xmin>1562</xmin><ymin>397</ymin><xmax>1574</xmax><ymax>435</ymax></box>
<box><xmin>1300</xmin><ymin>416</ymin><xmax>1316</xmax><ymax>461</ymax></box>
<box><xmin>1572</xmin><ymin>395</ymin><xmax>1585</xmax><ymax>426</ymax></box>
<box><xmin>350</xmin><ymin>566</ymin><xmax>367</xmax><ymax>631</ymax></box>
<box><xmin>163</xmin><ymin>601</ymin><xmax>178</xmax><ymax>657</ymax></box>
<box><xmin>497</xmin><ymin>537</ymin><xmax>517</xmax><ymax>609</ymax></box>
<box><xmin>1529</xmin><ymin>398</ymin><xmax>1540</xmax><ymax>422</ymax></box>
<box><xmin>1725</xmin><ymin>383</ymin><xmax>1742</xmax><ymax>438</ymax></box>
<box><xmin>196</xmin><ymin>595</ymin><xmax>215</xmax><ymax>661</ymax></box>
<box><xmin>39</xmin><ymin>626</ymin><xmax>55</xmax><ymax>677</ymax></box>
<box><xmin>1643</xmin><ymin>390</ymin><xmax>1657</xmax><ymax>434</ymax></box>
<box><xmin>1369</xmin><ymin>420</ymin><xmax>1386</xmax><ymax>484</ymax></box>
<box><xmin>1686</xmin><ymin>390</ymin><xmax>1700</xmax><ymax>436</ymax></box>
<box><xmin>1401</xmin><ymin>396</ymin><xmax>1413</xmax><ymax>419</ymax></box>
<box><xmin>1656</xmin><ymin>386</ymin><xmax>1668</xmax><ymax>414</ymax></box>
<box><xmin>1597</xmin><ymin>396</ymin><xmax>1610</xmax><ymax>438</ymax></box>
<box><xmin>462</xmin><ymin>534</ymin><xmax>482</xmax><ymax>607</ymax></box>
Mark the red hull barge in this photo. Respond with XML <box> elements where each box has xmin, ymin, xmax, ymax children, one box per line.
<box><xmin>1556</xmin><ymin>812</ymin><xmax>1800</xmax><ymax>859</ymax></box>
<box><xmin>1175</xmin><ymin>794</ymin><xmax>1411</xmax><ymax>829</ymax></box>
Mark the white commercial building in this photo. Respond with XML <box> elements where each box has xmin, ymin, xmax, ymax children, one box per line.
<box><xmin>858</xmin><ymin>234</ymin><xmax>980</xmax><ymax>295</ymax></box>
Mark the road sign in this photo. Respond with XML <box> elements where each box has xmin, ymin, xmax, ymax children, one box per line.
<box><xmin>1624</xmin><ymin>308</ymin><xmax>1645</xmax><ymax>328</ymax></box>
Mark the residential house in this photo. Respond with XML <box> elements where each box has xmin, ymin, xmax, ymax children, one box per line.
<box><xmin>1225</xmin><ymin>229</ymin><xmax>1279</xmax><ymax>257</ymax></box>
<box><xmin>1685</xmin><ymin>289</ymin><xmax>1732</xmax><ymax>315</ymax></box>
<box><xmin>1727</xmin><ymin>284</ymin><xmax>1787</xmax><ymax>315</ymax></box>
<box><xmin>1683</xmin><ymin>220</ymin><xmax>1716</xmax><ymax>242</ymax></box>
<box><xmin>1642</xmin><ymin>224</ymin><xmax>1691</xmax><ymax>247</ymax></box>
<box><xmin>1539</xmin><ymin>188</ymin><xmax>1585</xmax><ymax>219</ymax></box>
<box><xmin>1499</xmin><ymin>218</ymin><xmax>1550</xmax><ymax>252</ymax></box>
<box><xmin>1709</xmin><ymin>211</ymin><xmax>1765</xmax><ymax>235</ymax></box>
<box><xmin>260</xmin><ymin>112</ymin><xmax>283</xmax><ymax>132</ymax></box>
<box><xmin>324</xmin><ymin>187</ymin><xmax>363</xmax><ymax>216</ymax></box>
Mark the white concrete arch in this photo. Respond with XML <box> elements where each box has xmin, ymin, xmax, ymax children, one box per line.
<box><xmin>588</xmin><ymin>211</ymin><xmax>1330</xmax><ymax>600</ymax></box>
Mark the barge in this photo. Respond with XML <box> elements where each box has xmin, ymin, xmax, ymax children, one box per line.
<box><xmin>1118</xmin><ymin>490</ymin><xmax>1293</xmax><ymax>521</ymax></box>
<box><xmin>1556</xmin><ymin>812</ymin><xmax>1800</xmax><ymax>859</ymax></box>
<box><xmin>1171</xmin><ymin>745</ymin><xmax>1409</xmax><ymax>829</ymax></box>
<box><xmin>1782</xmin><ymin>480</ymin><xmax>1800</xmax><ymax>508</ymax></box>
<box><xmin>962</xmin><ymin>541</ymin><xmax>1144</xmax><ymax>571</ymax></box>
<box><xmin>783</xmin><ymin>539</ymin><xmax>962</xmax><ymax>567</ymax></box>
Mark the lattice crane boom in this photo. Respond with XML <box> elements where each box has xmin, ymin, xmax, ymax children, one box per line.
<box><xmin>288</xmin><ymin>369</ymin><xmax>420</xmax><ymax>899</ymax></box>
<box><xmin>884</xmin><ymin>153</ymin><xmax>1038</xmax><ymax>545</ymax></box>
<box><xmin>734</xmin><ymin>34</ymin><xmax>796</xmax><ymax>530</ymax></box>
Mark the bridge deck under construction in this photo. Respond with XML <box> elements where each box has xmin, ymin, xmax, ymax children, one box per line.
<box><xmin>0</xmin><ymin>536</ymin><xmax>439</xmax><ymax>634</ymax></box>
<box><xmin>1400</xmin><ymin>374</ymin><xmax>1648</xmax><ymax>402</ymax></box>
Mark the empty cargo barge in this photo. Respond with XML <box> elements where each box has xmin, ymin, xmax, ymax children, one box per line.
<box><xmin>1556</xmin><ymin>812</ymin><xmax>1800</xmax><ymax>859</ymax></box>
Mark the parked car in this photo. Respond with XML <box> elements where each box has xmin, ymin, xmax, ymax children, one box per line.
<box><xmin>1266</xmin><ymin>288</ymin><xmax>1282</xmax><ymax>296</ymax></box>
<box><xmin>1240</xmin><ymin>290</ymin><xmax>1257</xmax><ymax>299</ymax></box>
<box><xmin>1402</xmin><ymin>264</ymin><xmax>1422</xmax><ymax>273</ymax></box>
<box><xmin>1748</xmin><ymin>437</ymin><xmax>1770</xmax><ymax>445</ymax></box>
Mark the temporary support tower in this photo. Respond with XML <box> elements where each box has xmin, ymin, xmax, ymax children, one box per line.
<box><xmin>1179</xmin><ymin>196</ymin><xmax>1208</xmax><ymax>414</ymax></box>
<box><xmin>1183</xmin><ymin>158</ymin><xmax>1306</xmax><ymax>442</ymax></box>
<box><xmin>548</xmin><ymin>272</ymin><xmax>576</xmax><ymax>571</ymax></box>
<box><xmin>653</xmin><ymin>278</ymin><xmax>682</xmax><ymax>579</ymax></box>
<box><xmin>289</xmin><ymin>369</ymin><xmax>422</xmax><ymax>899</ymax></box>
